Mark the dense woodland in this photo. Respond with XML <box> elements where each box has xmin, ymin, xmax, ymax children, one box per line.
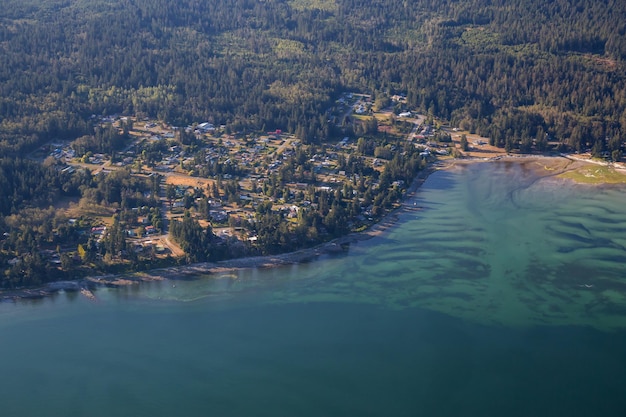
<box><xmin>1</xmin><ymin>0</ymin><xmax>625</xmax><ymax>154</ymax></box>
<box><xmin>1</xmin><ymin>0</ymin><xmax>626</xmax><ymax>287</ymax></box>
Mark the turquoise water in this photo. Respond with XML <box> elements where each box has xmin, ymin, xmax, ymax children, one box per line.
<box><xmin>2</xmin><ymin>160</ymin><xmax>626</xmax><ymax>416</ymax></box>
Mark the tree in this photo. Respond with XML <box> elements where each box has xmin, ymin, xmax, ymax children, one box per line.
<box><xmin>612</xmin><ymin>150</ymin><xmax>622</xmax><ymax>162</ymax></box>
<box><xmin>460</xmin><ymin>134</ymin><xmax>469</xmax><ymax>151</ymax></box>
<box><xmin>166</xmin><ymin>184</ymin><xmax>177</xmax><ymax>206</ymax></box>
<box><xmin>77</xmin><ymin>244</ymin><xmax>88</xmax><ymax>262</ymax></box>
<box><xmin>61</xmin><ymin>253</ymin><xmax>73</xmax><ymax>271</ymax></box>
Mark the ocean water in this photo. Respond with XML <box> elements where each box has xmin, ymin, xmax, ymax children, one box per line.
<box><xmin>1</xmin><ymin>160</ymin><xmax>626</xmax><ymax>416</ymax></box>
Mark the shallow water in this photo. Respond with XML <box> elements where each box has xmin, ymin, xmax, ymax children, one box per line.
<box><xmin>1</xmin><ymin>160</ymin><xmax>626</xmax><ymax>416</ymax></box>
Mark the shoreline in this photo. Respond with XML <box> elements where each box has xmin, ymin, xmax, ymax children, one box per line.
<box><xmin>1</xmin><ymin>154</ymin><xmax>623</xmax><ymax>302</ymax></box>
<box><xmin>84</xmin><ymin>161</ymin><xmax>441</xmax><ymax>284</ymax></box>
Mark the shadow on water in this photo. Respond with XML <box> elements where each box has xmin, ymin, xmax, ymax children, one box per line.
<box><xmin>422</xmin><ymin>169</ymin><xmax>459</xmax><ymax>191</ymax></box>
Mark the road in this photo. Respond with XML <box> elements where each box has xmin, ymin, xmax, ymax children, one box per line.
<box><xmin>271</xmin><ymin>137</ymin><xmax>295</xmax><ymax>157</ymax></box>
<box><xmin>407</xmin><ymin>120</ymin><xmax>421</xmax><ymax>141</ymax></box>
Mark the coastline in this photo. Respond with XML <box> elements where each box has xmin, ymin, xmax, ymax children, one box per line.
<box><xmin>1</xmin><ymin>154</ymin><xmax>623</xmax><ymax>302</ymax></box>
<box><xmin>83</xmin><ymin>160</ymin><xmax>442</xmax><ymax>284</ymax></box>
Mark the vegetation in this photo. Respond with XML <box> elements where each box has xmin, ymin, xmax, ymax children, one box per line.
<box><xmin>1</xmin><ymin>0</ymin><xmax>625</xmax><ymax>154</ymax></box>
<box><xmin>559</xmin><ymin>165</ymin><xmax>626</xmax><ymax>185</ymax></box>
<box><xmin>1</xmin><ymin>0</ymin><xmax>626</xmax><ymax>288</ymax></box>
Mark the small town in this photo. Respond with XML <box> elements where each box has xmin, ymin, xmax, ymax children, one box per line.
<box><xmin>15</xmin><ymin>88</ymin><xmax>619</xmax><ymax>281</ymax></box>
<box><xmin>22</xmin><ymin>92</ymin><xmax>478</xmax><ymax>274</ymax></box>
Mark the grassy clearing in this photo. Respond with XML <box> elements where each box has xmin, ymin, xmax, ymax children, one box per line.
<box><xmin>266</xmin><ymin>80</ymin><xmax>315</xmax><ymax>104</ymax></box>
<box><xmin>288</xmin><ymin>0</ymin><xmax>337</xmax><ymax>12</ymax></box>
<box><xmin>215</xmin><ymin>32</ymin><xmax>266</xmax><ymax>58</ymax></box>
<box><xmin>271</xmin><ymin>38</ymin><xmax>307</xmax><ymax>59</ymax></box>
<box><xmin>559</xmin><ymin>165</ymin><xmax>626</xmax><ymax>184</ymax></box>
<box><xmin>456</xmin><ymin>27</ymin><xmax>501</xmax><ymax>51</ymax></box>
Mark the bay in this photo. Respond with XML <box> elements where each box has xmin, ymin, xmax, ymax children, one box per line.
<box><xmin>1</xmin><ymin>159</ymin><xmax>626</xmax><ymax>416</ymax></box>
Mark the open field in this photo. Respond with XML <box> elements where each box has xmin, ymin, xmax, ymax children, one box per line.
<box><xmin>447</xmin><ymin>130</ymin><xmax>509</xmax><ymax>158</ymax></box>
<box><xmin>164</xmin><ymin>174</ymin><xmax>215</xmax><ymax>188</ymax></box>
<box><xmin>559</xmin><ymin>163</ymin><xmax>626</xmax><ymax>184</ymax></box>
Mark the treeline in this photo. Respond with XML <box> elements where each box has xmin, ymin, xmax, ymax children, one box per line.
<box><xmin>71</xmin><ymin>124</ymin><xmax>130</xmax><ymax>157</ymax></box>
<box><xmin>170</xmin><ymin>214</ymin><xmax>225</xmax><ymax>262</ymax></box>
<box><xmin>0</xmin><ymin>158</ymin><xmax>78</xmax><ymax>216</ymax></box>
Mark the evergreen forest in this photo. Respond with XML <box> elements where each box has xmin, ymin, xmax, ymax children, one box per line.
<box><xmin>0</xmin><ymin>0</ymin><xmax>625</xmax><ymax>153</ymax></box>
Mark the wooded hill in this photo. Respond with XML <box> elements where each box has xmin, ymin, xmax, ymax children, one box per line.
<box><xmin>0</xmin><ymin>0</ymin><xmax>625</xmax><ymax>154</ymax></box>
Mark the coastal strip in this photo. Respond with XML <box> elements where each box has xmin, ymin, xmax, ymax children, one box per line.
<box><xmin>1</xmin><ymin>154</ymin><xmax>623</xmax><ymax>302</ymax></box>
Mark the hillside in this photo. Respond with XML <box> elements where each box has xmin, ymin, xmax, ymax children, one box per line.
<box><xmin>0</xmin><ymin>0</ymin><xmax>625</xmax><ymax>153</ymax></box>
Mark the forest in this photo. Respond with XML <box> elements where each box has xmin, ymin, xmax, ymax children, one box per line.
<box><xmin>1</xmin><ymin>0</ymin><xmax>626</xmax><ymax>287</ymax></box>
<box><xmin>0</xmin><ymin>0</ymin><xmax>625</xmax><ymax>154</ymax></box>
